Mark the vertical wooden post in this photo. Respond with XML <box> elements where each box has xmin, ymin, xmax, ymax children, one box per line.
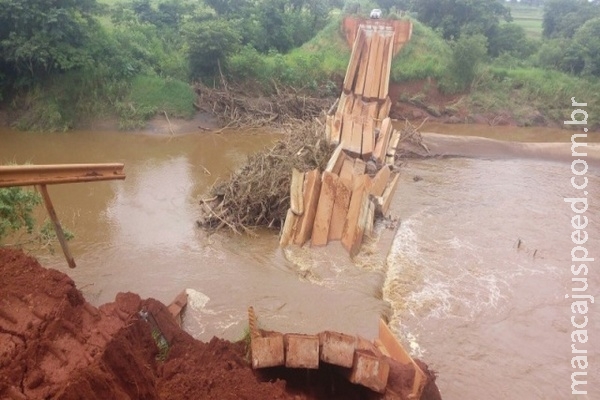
<box><xmin>37</xmin><ymin>184</ymin><xmax>76</xmax><ymax>269</ymax></box>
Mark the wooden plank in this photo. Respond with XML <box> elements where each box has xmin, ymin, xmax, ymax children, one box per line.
<box><xmin>378</xmin><ymin>319</ymin><xmax>426</xmax><ymax>399</ymax></box>
<box><xmin>382</xmin><ymin>32</ymin><xmax>395</xmax><ymax>99</ymax></box>
<box><xmin>366</xmin><ymin>101</ymin><xmax>379</xmax><ymax>119</ymax></box>
<box><xmin>332</xmin><ymin>113</ymin><xmax>343</xmax><ymax>144</ymax></box>
<box><xmin>339</xmin><ymin>158</ymin><xmax>355</xmax><ymax>183</ymax></box>
<box><xmin>386</xmin><ymin>129</ymin><xmax>401</xmax><ymax>165</ymax></box>
<box><xmin>380</xmin><ymin>172</ymin><xmax>400</xmax><ymax>216</ymax></box>
<box><xmin>373</xmin><ymin>117</ymin><xmax>392</xmax><ymax>164</ymax></box>
<box><xmin>340</xmin><ymin>115</ymin><xmax>354</xmax><ymax>148</ymax></box>
<box><xmin>341</xmin><ymin>175</ymin><xmax>371</xmax><ymax>255</ymax></box>
<box><xmin>378</xmin><ymin>35</ymin><xmax>393</xmax><ymax>100</ymax></box>
<box><xmin>365</xmin><ymin>33</ymin><xmax>382</xmax><ymax>99</ymax></box>
<box><xmin>377</xmin><ymin>97</ymin><xmax>392</xmax><ymax>123</ymax></box>
<box><xmin>343</xmin><ymin>29</ymin><xmax>366</xmax><ymax>92</ymax></box>
<box><xmin>293</xmin><ymin>169</ymin><xmax>321</xmax><ymax>245</ymax></box>
<box><xmin>344</xmin><ymin>94</ymin><xmax>356</xmax><ymax>114</ymax></box>
<box><xmin>354</xmin><ymin>34</ymin><xmax>372</xmax><ymax>97</ymax></box>
<box><xmin>361</xmin><ymin>117</ymin><xmax>375</xmax><ymax>160</ymax></box>
<box><xmin>311</xmin><ymin>171</ymin><xmax>337</xmax><ymax>247</ymax></box>
<box><xmin>280</xmin><ymin>209</ymin><xmax>298</xmax><ymax>246</ymax></box>
<box><xmin>325</xmin><ymin>144</ymin><xmax>346</xmax><ymax>175</ymax></box>
<box><xmin>348</xmin><ymin>193</ymin><xmax>372</xmax><ymax>257</ymax></box>
<box><xmin>364</xmin><ymin>199</ymin><xmax>375</xmax><ymax>238</ymax></box>
<box><xmin>369</xmin><ymin>33</ymin><xmax>386</xmax><ymax>99</ymax></box>
<box><xmin>0</xmin><ymin>163</ymin><xmax>126</xmax><ymax>188</ymax></box>
<box><xmin>353</xmin><ymin>158</ymin><xmax>366</xmax><ymax>175</ymax></box>
<box><xmin>351</xmin><ymin>97</ymin><xmax>364</xmax><ymax>119</ymax></box>
<box><xmin>337</xmin><ymin>92</ymin><xmax>348</xmax><ymax>115</ymax></box>
<box><xmin>348</xmin><ymin>120</ymin><xmax>364</xmax><ymax>156</ymax></box>
<box><xmin>38</xmin><ymin>184</ymin><xmax>76</xmax><ymax>269</ymax></box>
<box><xmin>370</xmin><ymin>165</ymin><xmax>391</xmax><ymax>197</ymax></box>
<box><xmin>328</xmin><ymin>178</ymin><xmax>352</xmax><ymax>241</ymax></box>
<box><xmin>290</xmin><ymin>168</ymin><xmax>305</xmax><ymax>215</ymax></box>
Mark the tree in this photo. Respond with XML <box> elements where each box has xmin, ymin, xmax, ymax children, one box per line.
<box><xmin>444</xmin><ymin>33</ymin><xmax>488</xmax><ymax>93</ymax></box>
<box><xmin>0</xmin><ymin>0</ymin><xmax>100</xmax><ymax>83</ymax></box>
<box><xmin>536</xmin><ymin>38</ymin><xmax>585</xmax><ymax>74</ymax></box>
<box><xmin>488</xmin><ymin>23</ymin><xmax>536</xmax><ymax>58</ymax></box>
<box><xmin>573</xmin><ymin>17</ymin><xmax>600</xmax><ymax>76</ymax></box>
<box><xmin>542</xmin><ymin>0</ymin><xmax>600</xmax><ymax>38</ymax></box>
<box><xmin>410</xmin><ymin>0</ymin><xmax>511</xmax><ymax>40</ymax></box>
<box><xmin>185</xmin><ymin>19</ymin><xmax>241</xmax><ymax>79</ymax></box>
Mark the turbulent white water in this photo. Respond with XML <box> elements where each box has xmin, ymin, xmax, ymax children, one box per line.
<box><xmin>383</xmin><ymin>157</ymin><xmax>599</xmax><ymax>399</ymax></box>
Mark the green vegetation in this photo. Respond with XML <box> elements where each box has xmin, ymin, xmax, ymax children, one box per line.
<box><xmin>392</xmin><ymin>20</ymin><xmax>451</xmax><ymax>82</ymax></box>
<box><xmin>0</xmin><ymin>188</ymin><xmax>41</xmax><ymax>241</ymax></box>
<box><xmin>0</xmin><ymin>186</ymin><xmax>73</xmax><ymax>250</ymax></box>
<box><xmin>151</xmin><ymin>327</ymin><xmax>170</xmax><ymax>362</ymax></box>
<box><xmin>1</xmin><ymin>0</ymin><xmax>600</xmax><ymax>130</ymax></box>
<box><xmin>117</xmin><ymin>75</ymin><xmax>195</xmax><ymax>129</ymax></box>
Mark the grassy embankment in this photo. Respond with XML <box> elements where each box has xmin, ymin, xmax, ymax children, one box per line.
<box><xmin>11</xmin><ymin>3</ymin><xmax>600</xmax><ymax>131</ymax></box>
<box><xmin>12</xmin><ymin>0</ymin><xmax>195</xmax><ymax>132</ymax></box>
<box><xmin>291</xmin><ymin>16</ymin><xmax>600</xmax><ymax>127</ymax></box>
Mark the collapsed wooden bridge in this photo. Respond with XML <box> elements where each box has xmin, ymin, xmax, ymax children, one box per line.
<box><xmin>280</xmin><ymin>17</ymin><xmax>412</xmax><ymax>256</ymax></box>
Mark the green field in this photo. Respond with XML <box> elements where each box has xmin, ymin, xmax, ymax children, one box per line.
<box><xmin>507</xmin><ymin>3</ymin><xmax>544</xmax><ymax>39</ymax></box>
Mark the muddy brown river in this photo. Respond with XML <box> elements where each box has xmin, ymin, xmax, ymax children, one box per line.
<box><xmin>1</xmin><ymin>123</ymin><xmax>599</xmax><ymax>399</ymax></box>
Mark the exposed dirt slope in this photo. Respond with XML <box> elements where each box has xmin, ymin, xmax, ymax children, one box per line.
<box><xmin>0</xmin><ymin>248</ymin><xmax>441</xmax><ymax>400</ymax></box>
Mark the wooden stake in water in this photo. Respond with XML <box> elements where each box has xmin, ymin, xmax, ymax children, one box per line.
<box><xmin>37</xmin><ymin>184</ymin><xmax>76</xmax><ymax>269</ymax></box>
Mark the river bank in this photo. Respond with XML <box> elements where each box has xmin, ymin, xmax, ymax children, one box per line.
<box><xmin>0</xmin><ymin>248</ymin><xmax>442</xmax><ymax>399</ymax></box>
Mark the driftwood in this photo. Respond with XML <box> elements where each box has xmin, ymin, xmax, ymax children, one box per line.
<box><xmin>197</xmin><ymin>120</ymin><xmax>335</xmax><ymax>234</ymax></box>
<box><xmin>194</xmin><ymin>82</ymin><xmax>335</xmax><ymax>129</ymax></box>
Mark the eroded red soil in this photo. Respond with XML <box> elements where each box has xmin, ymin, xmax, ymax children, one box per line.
<box><xmin>0</xmin><ymin>248</ymin><xmax>441</xmax><ymax>399</ymax></box>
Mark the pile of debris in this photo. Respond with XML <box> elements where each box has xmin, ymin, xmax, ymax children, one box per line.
<box><xmin>194</xmin><ymin>82</ymin><xmax>334</xmax><ymax>129</ymax></box>
<box><xmin>197</xmin><ymin>121</ymin><xmax>335</xmax><ymax>234</ymax></box>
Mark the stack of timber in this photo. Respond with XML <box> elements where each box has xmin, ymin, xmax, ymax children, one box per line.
<box><xmin>249</xmin><ymin>307</ymin><xmax>428</xmax><ymax>398</ymax></box>
<box><xmin>281</xmin><ymin>18</ymin><xmax>411</xmax><ymax>256</ymax></box>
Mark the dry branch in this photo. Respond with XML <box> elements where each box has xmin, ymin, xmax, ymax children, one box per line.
<box><xmin>197</xmin><ymin>120</ymin><xmax>335</xmax><ymax>234</ymax></box>
<box><xmin>194</xmin><ymin>82</ymin><xmax>334</xmax><ymax>129</ymax></box>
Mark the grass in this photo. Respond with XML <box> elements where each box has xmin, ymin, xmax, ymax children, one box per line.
<box><xmin>506</xmin><ymin>3</ymin><xmax>544</xmax><ymax>39</ymax></box>
<box><xmin>118</xmin><ymin>75</ymin><xmax>196</xmax><ymax>129</ymax></box>
<box><xmin>391</xmin><ymin>19</ymin><xmax>451</xmax><ymax>82</ymax></box>
<box><xmin>469</xmin><ymin>66</ymin><xmax>600</xmax><ymax>126</ymax></box>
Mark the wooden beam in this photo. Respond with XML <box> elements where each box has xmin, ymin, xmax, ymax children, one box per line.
<box><xmin>290</xmin><ymin>168</ymin><xmax>305</xmax><ymax>216</ymax></box>
<box><xmin>354</xmin><ymin>34</ymin><xmax>372</xmax><ymax>96</ymax></box>
<box><xmin>373</xmin><ymin>117</ymin><xmax>392</xmax><ymax>164</ymax></box>
<box><xmin>368</xmin><ymin>33</ymin><xmax>385</xmax><ymax>99</ymax></box>
<box><xmin>379</xmin><ymin>34</ymin><xmax>394</xmax><ymax>99</ymax></box>
<box><xmin>280</xmin><ymin>209</ymin><xmax>298</xmax><ymax>247</ymax></box>
<box><xmin>341</xmin><ymin>175</ymin><xmax>371</xmax><ymax>255</ymax></box>
<box><xmin>362</xmin><ymin>118</ymin><xmax>375</xmax><ymax>160</ymax></box>
<box><xmin>343</xmin><ymin>29</ymin><xmax>366</xmax><ymax>92</ymax></box>
<box><xmin>370</xmin><ymin>165</ymin><xmax>391</xmax><ymax>197</ymax></box>
<box><xmin>325</xmin><ymin>144</ymin><xmax>346</xmax><ymax>175</ymax></box>
<box><xmin>37</xmin><ymin>184</ymin><xmax>76</xmax><ymax>269</ymax></box>
<box><xmin>0</xmin><ymin>163</ymin><xmax>125</xmax><ymax>188</ymax></box>
<box><xmin>378</xmin><ymin>319</ymin><xmax>426</xmax><ymax>399</ymax></box>
<box><xmin>293</xmin><ymin>169</ymin><xmax>321</xmax><ymax>246</ymax></box>
<box><xmin>328</xmin><ymin>178</ymin><xmax>352</xmax><ymax>241</ymax></box>
<box><xmin>311</xmin><ymin>171</ymin><xmax>337</xmax><ymax>247</ymax></box>
<box><xmin>379</xmin><ymin>33</ymin><xmax>396</xmax><ymax>99</ymax></box>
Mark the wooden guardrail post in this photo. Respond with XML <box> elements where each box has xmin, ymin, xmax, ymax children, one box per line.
<box><xmin>37</xmin><ymin>184</ymin><xmax>76</xmax><ymax>269</ymax></box>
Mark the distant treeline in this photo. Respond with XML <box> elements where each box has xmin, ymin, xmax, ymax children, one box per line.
<box><xmin>1</xmin><ymin>0</ymin><xmax>599</xmax><ymax>130</ymax></box>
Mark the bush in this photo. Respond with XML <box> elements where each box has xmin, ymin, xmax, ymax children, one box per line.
<box><xmin>441</xmin><ymin>34</ymin><xmax>488</xmax><ymax>93</ymax></box>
